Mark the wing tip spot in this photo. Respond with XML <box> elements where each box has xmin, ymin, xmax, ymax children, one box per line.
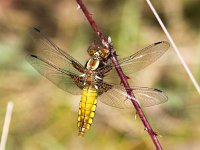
<box><xmin>33</xmin><ymin>27</ymin><xmax>40</xmax><ymax>32</ymax></box>
<box><xmin>153</xmin><ymin>88</ymin><xmax>162</xmax><ymax>93</ymax></box>
<box><xmin>30</xmin><ymin>54</ymin><xmax>38</xmax><ymax>58</ymax></box>
<box><xmin>155</xmin><ymin>41</ymin><xmax>170</xmax><ymax>48</ymax></box>
<box><xmin>155</xmin><ymin>41</ymin><xmax>162</xmax><ymax>45</ymax></box>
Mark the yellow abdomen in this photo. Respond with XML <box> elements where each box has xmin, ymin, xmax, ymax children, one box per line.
<box><xmin>78</xmin><ymin>86</ymin><xmax>97</xmax><ymax>136</ymax></box>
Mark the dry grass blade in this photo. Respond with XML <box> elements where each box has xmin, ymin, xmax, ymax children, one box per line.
<box><xmin>0</xmin><ymin>101</ymin><xmax>14</xmax><ymax>150</ymax></box>
<box><xmin>146</xmin><ymin>0</ymin><xmax>200</xmax><ymax>95</ymax></box>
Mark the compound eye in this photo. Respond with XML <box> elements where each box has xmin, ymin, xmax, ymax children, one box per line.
<box><xmin>100</xmin><ymin>53</ymin><xmax>104</xmax><ymax>57</ymax></box>
<box><xmin>98</xmin><ymin>51</ymin><xmax>105</xmax><ymax>58</ymax></box>
<box><xmin>88</xmin><ymin>49</ymin><xmax>96</xmax><ymax>55</ymax></box>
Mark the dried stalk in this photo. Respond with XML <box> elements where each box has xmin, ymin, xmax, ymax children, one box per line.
<box><xmin>0</xmin><ymin>101</ymin><xmax>14</xmax><ymax>150</ymax></box>
<box><xmin>146</xmin><ymin>0</ymin><xmax>200</xmax><ymax>95</ymax></box>
<box><xmin>76</xmin><ymin>0</ymin><xmax>163</xmax><ymax>149</ymax></box>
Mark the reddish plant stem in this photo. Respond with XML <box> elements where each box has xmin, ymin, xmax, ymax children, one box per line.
<box><xmin>109</xmin><ymin>42</ymin><xmax>162</xmax><ymax>150</ymax></box>
<box><xmin>76</xmin><ymin>0</ymin><xmax>163</xmax><ymax>149</ymax></box>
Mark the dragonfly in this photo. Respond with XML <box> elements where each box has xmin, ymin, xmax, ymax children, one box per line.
<box><xmin>27</xmin><ymin>27</ymin><xmax>170</xmax><ymax>136</ymax></box>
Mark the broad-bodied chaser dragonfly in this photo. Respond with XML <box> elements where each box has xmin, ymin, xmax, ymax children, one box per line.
<box><xmin>27</xmin><ymin>28</ymin><xmax>170</xmax><ymax>136</ymax></box>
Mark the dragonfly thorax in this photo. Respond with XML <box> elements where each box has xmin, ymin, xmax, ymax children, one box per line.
<box><xmin>86</xmin><ymin>52</ymin><xmax>100</xmax><ymax>70</ymax></box>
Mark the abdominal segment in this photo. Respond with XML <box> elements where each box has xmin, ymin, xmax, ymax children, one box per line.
<box><xmin>78</xmin><ymin>86</ymin><xmax>97</xmax><ymax>136</ymax></box>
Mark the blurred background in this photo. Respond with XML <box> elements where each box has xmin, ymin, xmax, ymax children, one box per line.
<box><xmin>0</xmin><ymin>0</ymin><xmax>200</xmax><ymax>149</ymax></box>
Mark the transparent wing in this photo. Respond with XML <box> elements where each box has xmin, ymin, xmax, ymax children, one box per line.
<box><xmin>26</xmin><ymin>28</ymin><xmax>86</xmax><ymax>95</ymax></box>
<box><xmin>27</xmin><ymin>54</ymin><xmax>83</xmax><ymax>95</ymax></box>
<box><xmin>98</xmin><ymin>85</ymin><xmax>168</xmax><ymax>109</ymax></box>
<box><xmin>103</xmin><ymin>41</ymin><xmax>170</xmax><ymax>83</ymax></box>
<box><xmin>28</xmin><ymin>27</ymin><xmax>85</xmax><ymax>75</ymax></box>
<box><xmin>119</xmin><ymin>41</ymin><xmax>170</xmax><ymax>75</ymax></box>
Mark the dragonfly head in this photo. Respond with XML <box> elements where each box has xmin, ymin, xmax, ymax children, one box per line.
<box><xmin>93</xmin><ymin>52</ymin><xmax>100</xmax><ymax>60</ymax></box>
<box><xmin>87</xmin><ymin>42</ymin><xmax>110</xmax><ymax>61</ymax></box>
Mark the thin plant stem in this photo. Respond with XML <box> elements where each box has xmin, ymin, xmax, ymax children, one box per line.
<box><xmin>76</xmin><ymin>0</ymin><xmax>163</xmax><ymax>149</ymax></box>
<box><xmin>0</xmin><ymin>101</ymin><xmax>14</xmax><ymax>150</ymax></box>
<box><xmin>146</xmin><ymin>0</ymin><xmax>200</xmax><ymax>95</ymax></box>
